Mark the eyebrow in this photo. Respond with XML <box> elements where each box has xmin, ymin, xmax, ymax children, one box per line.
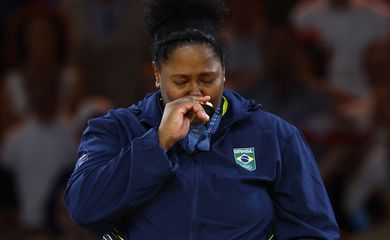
<box><xmin>171</xmin><ymin>71</ymin><xmax>218</xmax><ymax>78</ymax></box>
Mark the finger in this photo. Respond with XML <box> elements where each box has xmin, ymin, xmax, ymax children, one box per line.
<box><xmin>180</xmin><ymin>101</ymin><xmax>208</xmax><ymax>122</ymax></box>
<box><xmin>191</xmin><ymin>103</ymin><xmax>209</xmax><ymax>122</ymax></box>
<box><xmin>190</xmin><ymin>95</ymin><xmax>211</xmax><ymax>102</ymax></box>
<box><xmin>170</xmin><ymin>96</ymin><xmax>212</xmax><ymax>123</ymax></box>
<box><xmin>173</xmin><ymin>95</ymin><xmax>210</xmax><ymax>104</ymax></box>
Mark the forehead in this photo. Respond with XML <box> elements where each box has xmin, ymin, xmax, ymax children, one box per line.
<box><xmin>161</xmin><ymin>43</ymin><xmax>221</xmax><ymax>74</ymax></box>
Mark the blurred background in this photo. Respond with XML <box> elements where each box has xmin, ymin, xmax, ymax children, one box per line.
<box><xmin>0</xmin><ymin>0</ymin><xmax>389</xmax><ymax>239</ymax></box>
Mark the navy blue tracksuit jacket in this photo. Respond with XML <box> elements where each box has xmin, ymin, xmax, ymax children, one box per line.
<box><xmin>65</xmin><ymin>89</ymin><xmax>340</xmax><ymax>239</ymax></box>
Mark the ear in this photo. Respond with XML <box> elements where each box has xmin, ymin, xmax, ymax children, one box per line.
<box><xmin>152</xmin><ymin>61</ymin><xmax>161</xmax><ymax>88</ymax></box>
<box><xmin>221</xmin><ymin>64</ymin><xmax>226</xmax><ymax>82</ymax></box>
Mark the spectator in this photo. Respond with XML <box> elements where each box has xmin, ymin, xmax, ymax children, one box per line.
<box><xmin>340</xmin><ymin>39</ymin><xmax>390</xmax><ymax>233</ymax></box>
<box><xmin>0</xmin><ymin>3</ymin><xmax>79</xmax><ymax>237</ymax></box>
<box><xmin>241</xmin><ymin>25</ymin><xmax>336</xmax><ymax>138</ymax></box>
<box><xmin>60</xmin><ymin>0</ymin><xmax>149</xmax><ymax>107</ymax></box>
<box><xmin>0</xmin><ymin>3</ymin><xmax>85</xmax><ymax>133</ymax></box>
<box><xmin>222</xmin><ymin>0</ymin><xmax>267</xmax><ymax>91</ymax></box>
<box><xmin>292</xmin><ymin>0</ymin><xmax>389</xmax><ymax>100</ymax></box>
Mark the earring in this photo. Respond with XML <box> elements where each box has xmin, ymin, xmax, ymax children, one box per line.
<box><xmin>155</xmin><ymin>80</ymin><xmax>160</xmax><ymax>88</ymax></box>
<box><xmin>223</xmin><ymin>76</ymin><xmax>226</xmax><ymax>82</ymax></box>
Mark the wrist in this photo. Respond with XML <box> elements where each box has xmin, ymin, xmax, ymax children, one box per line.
<box><xmin>157</xmin><ymin>129</ymin><xmax>174</xmax><ymax>151</ymax></box>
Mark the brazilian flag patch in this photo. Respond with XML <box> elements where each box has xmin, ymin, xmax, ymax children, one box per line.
<box><xmin>233</xmin><ymin>147</ymin><xmax>256</xmax><ymax>171</ymax></box>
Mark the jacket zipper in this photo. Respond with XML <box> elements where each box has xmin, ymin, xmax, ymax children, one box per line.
<box><xmin>189</xmin><ymin>151</ymin><xmax>200</xmax><ymax>240</ymax></box>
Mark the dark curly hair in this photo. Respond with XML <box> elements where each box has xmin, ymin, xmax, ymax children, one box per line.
<box><xmin>144</xmin><ymin>0</ymin><xmax>227</xmax><ymax>68</ymax></box>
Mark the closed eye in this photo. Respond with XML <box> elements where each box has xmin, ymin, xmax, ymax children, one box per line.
<box><xmin>173</xmin><ymin>80</ymin><xmax>188</xmax><ymax>86</ymax></box>
<box><xmin>199</xmin><ymin>72</ymin><xmax>218</xmax><ymax>85</ymax></box>
<box><xmin>201</xmin><ymin>79</ymin><xmax>215</xmax><ymax>85</ymax></box>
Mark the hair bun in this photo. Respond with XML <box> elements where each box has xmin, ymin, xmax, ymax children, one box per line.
<box><xmin>145</xmin><ymin>0</ymin><xmax>226</xmax><ymax>38</ymax></box>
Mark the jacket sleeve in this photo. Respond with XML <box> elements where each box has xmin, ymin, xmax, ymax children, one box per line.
<box><xmin>272</xmin><ymin>129</ymin><xmax>340</xmax><ymax>239</ymax></box>
<box><xmin>64</xmin><ymin>114</ymin><xmax>178</xmax><ymax>235</ymax></box>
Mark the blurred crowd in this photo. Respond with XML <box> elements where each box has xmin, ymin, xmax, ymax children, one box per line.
<box><xmin>0</xmin><ymin>0</ymin><xmax>389</xmax><ymax>239</ymax></box>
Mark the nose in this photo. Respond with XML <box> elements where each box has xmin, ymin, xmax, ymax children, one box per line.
<box><xmin>189</xmin><ymin>81</ymin><xmax>202</xmax><ymax>96</ymax></box>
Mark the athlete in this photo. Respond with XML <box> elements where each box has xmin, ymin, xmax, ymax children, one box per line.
<box><xmin>64</xmin><ymin>0</ymin><xmax>340</xmax><ymax>239</ymax></box>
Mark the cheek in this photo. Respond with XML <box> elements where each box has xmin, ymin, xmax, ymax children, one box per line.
<box><xmin>159</xmin><ymin>82</ymin><xmax>186</xmax><ymax>103</ymax></box>
<box><xmin>204</xmin><ymin>81</ymin><xmax>224</xmax><ymax>107</ymax></box>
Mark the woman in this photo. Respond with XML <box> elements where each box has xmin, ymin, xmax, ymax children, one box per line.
<box><xmin>64</xmin><ymin>0</ymin><xmax>340</xmax><ymax>239</ymax></box>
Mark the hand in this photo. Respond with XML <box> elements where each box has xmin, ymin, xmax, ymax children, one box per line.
<box><xmin>158</xmin><ymin>96</ymin><xmax>210</xmax><ymax>151</ymax></box>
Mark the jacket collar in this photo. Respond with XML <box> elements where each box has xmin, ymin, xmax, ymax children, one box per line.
<box><xmin>219</xmin><ymin>89</ymin><xmax>261</xmax><ymax>130</ymax></box>
<box><xmin>132</xmin><ymin>91</ymin><xmax>163</xmax><ymax>128</ymax></box>
<box><xmin>132</xmin><ymin>89</ymin><xmax>261</xmax><ymax>129</ymax></box>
